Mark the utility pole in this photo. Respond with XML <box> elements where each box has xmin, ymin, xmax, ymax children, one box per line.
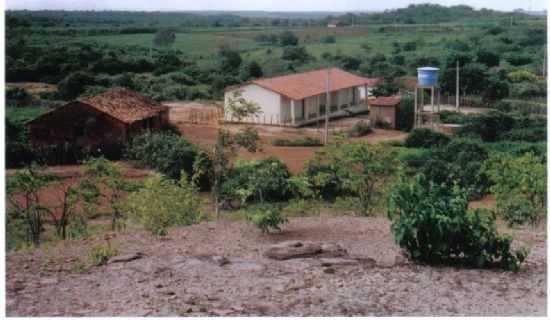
<box><xmin>456</xmin><ymin>60</ymin><xmax>460</xmax><ymax>110</ymax></box>
<box><xmin>324</xmin><ymin>68</ymin><xmax>330</xmax><ymax>145</ymax></box>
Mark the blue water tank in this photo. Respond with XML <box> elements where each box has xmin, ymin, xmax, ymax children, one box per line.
<box><xmin>417</xmin><ymin>67</ymin><xmax>439</xmax><ymax>87</ymax></box>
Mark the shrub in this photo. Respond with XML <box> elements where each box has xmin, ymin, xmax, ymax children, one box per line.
<box><xmin>221</xmin><ymin>157</ymin><xmax>292</xmax><ymax>204</ymax></box>
<box><xmin>486</xmin><ymin>152</ymin><xmax>546</xmax><ymax>226</ymax></box>
<box><xmin>271</xmin><ymin>136</ymin><xmax>322</xmax><ymax>146</ymax></box>
<box><xmin>438</xmin><ymin>110</ymin><xmax>470</xmax><ymax>124</ymax></box>
<box><xmin>457</xmin><ymin>110</ymin><xmax>515</xmax><ymax>142</ymax></box>
<box><xmin>245</xmin><ymin>203</ymin><xmax>287</xmax><ymax>233</ymax></box>
<box><xmin>320</xmin><ymin>35</ymin><xmax>336</xmax><ymax>43</ymax></box>
<box><xmin>388</xmin><ymin>174</ymin><xmax>528</xmax><ymax>271</ymax></box>
<box><xmin>124</xmin><ymin>172</ymin><xmax>201</xmax><ymax>235</ymax></box>
<box><xmin>395</xmin><ymin>97</ymin><xmax>414</xmax><ymax>131</ymax></box>
<box><xmin>404</xmin><ymin>128</ymin><xmax>450</xmax><ymax>149</ymax></box>
<box><xmin>507</xmin><ymin>70</ymin><xmax>537</xmax><ymax>83</ymax></box>
<box><xmin>126</xmin><ymin>132</ymin><xmax>198</xmax><ymax>180</ymax></box>
<box><xmin>397</xmin><ymin>147</ymin><xmax>431</xmax><ymax>168</ymax></box>
<box><xmin>306</xmin><ymin>136</ymin><xmax>398</xmax><ymax>215</ymax></box>
<box><xmin>88</xmin><ymin>242</ymin><xmax>119</xmax><ymax>266</ymax></box>
<box><xmin>421</xmin><ymin>138</ymin><xmax>489</xmax><ymax>199</ymax></box>
<box><xmin>500</xmin><ymin>127</ymin><xmax>546</xmax><ymax>142</ymax></box>
<box><xmin>347</xmin><ymin>120</ymin><xmax>373</xmax><ymax>137</ymax></box>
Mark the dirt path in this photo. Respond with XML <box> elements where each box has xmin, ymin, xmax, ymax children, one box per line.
<box><xmin>6</xmin><ymin>217</ymin><xmax>546</xmax><ymax>316</ymax></box>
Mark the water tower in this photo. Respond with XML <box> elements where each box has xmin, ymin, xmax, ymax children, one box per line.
<box><xmin>414</xmin><ymin>67</ymin><xmax>441</xmax><ymax>128</ymax></box>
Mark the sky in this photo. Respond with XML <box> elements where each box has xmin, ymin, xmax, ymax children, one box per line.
<box><xmin>6</xmin><ymin>0</ymin><xmax>548</xmax><ymax>12</ymax></box>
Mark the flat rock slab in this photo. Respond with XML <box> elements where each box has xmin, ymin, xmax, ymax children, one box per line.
<box><xmin>264</xmin><ymin>241</ymin><xmax>347</xmax><ymax>260</ymax></box>
<box><xmin>108</xmin><ymin>253</ymin><xmax>144</xmax><ymax>264</ymax></box>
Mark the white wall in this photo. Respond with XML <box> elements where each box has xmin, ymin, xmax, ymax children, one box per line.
<box><xmin>224</xmin><ymin>84</ymin><xmax>282</xmax><ymax>123</ymax></box>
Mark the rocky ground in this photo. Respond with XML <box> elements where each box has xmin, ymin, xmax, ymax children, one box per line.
<box><xmin>6</xmin><ymin>216</ymin><xmax>547</xmax><ymax>316</ymax></box>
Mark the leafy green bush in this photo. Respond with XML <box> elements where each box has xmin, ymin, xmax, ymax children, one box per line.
<box><xmin>245</xmin><ymin>203</ymin><xmax>288</xmax><ymax>233</ymax></box>
<box><xmin>486</xmin><ymin>152</ymin><xmax>546</xmax><ymax>226</ymax></box>
<box><xmin>271</xmin><ymin>136</ymin><xmax>322</xmax><ymax>146</ymax></box>
<box><xmin>438</xmin><ymin>110</ymin><xmax>470</xmax><ymax>124</ymax></box>
<box><xmin>221</xmin><ymin>157</ymin><xmax>292</xmax><ymax>204</ymax></box>
<box><xmin>305</xmin><ymin>136</ymin><xmax>398</xmax><ymax>215</ymax></box>
<box><xmin>457</xmin><ymin>110</ymin><xmax>515</xmax><ymax>142</ymax></box>
<box><xmin>500</xmin><ymin>127</ymin><xmax>546</xmax><ymax>142</ymax></box>
<box><xmin>397</xmin><ymin>147</ymin><xmax>431</xmax><ymax>168</ymax></box>
<box><xmin>126</xmin><ymin>132</ymin><xmax>198</xmax><ymax>180</ymax></box>
<box><xmin>347</xmin><ymin>120</ymin><xmax>373</xmax><ymax>137</ymax></box>
<box><xmin>388</xmin><ymin>174</ymin><xmax>528</xmax><ymax>271</ymax></box>
<box><xmin>395</xmin><ymin>97</ymin><xmax>415</xmax><ymax>132</ymax></box>
<box><xmin>404</xmin><ymin>128</ymin><xmax>450</xmax><ymax>148</ymax></box>
<box><xmin>421</xmin><ymin>138</ymin><xmax>489</xmax><ymax>199</ymax></box>
<box><xmin>88</xmin><ymin>242</ymin><xmax>119</xmax><ymax>266</ymax></box>
<box><xmin>124</xmin><ymin>172</ymin><xmax>201</xmax><ymax>235</ymax></box>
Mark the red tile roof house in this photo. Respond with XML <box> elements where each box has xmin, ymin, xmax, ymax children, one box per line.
<box><xmin>223</xmin><ymin>68</ymin><xmax>380</xmax><ymax>127</ymax></box>
<box><xmin>27</xmin><ymin>88</ymin><xmax>169</xmax><ymax>160</ymax></box>
<box><xmin>368</xmin><ymin>96</ymin><xmax>402</xmax><ymax>129</ymax></box>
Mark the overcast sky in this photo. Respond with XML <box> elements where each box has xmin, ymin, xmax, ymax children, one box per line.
<box><xmin>6</xmin><ymin>0</ymin><xmax>547</xmax><ymax>12</ymax></box>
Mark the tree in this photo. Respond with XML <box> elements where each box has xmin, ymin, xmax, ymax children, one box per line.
<box><xmin>57</xmin><ymin>71</ymin><xmax>96</xmax><ymax>100</ymax></box>
<box><xmin>50</xmin><ymin>180</ymin><xmax>99</xmax><ymax>240</ymax></box>
<box><xmin>279</xmin><ymin>30</ymin><xmax>299</xmax><ymax>46</ymax></box>
<box><xmin>476</xmin><ymin>48</ymin><xmax>500</xmax><ymax>67</ymax></box>
<box><xmin>153</xmin><ymin>28</ymin><xmax>176</xmax><ymax>47</ymax></box>
<box><xmin>124</xmin><ymin>172</ymin><xmax>201</xmax><ymax>235</ymax></box>
<box><xmin>281</xmin><ymin>46</ymin><xmax>311</xmax><ymax>64</ymax></box>
<box><xmin>7</xmin><ymin>165</ymin><xmax>55</xmax><ymax>246</ymax></box>
<box><xmin>83</xmin><ymin>157</ymin><xmax>136</xmax><ymax>231</ymax></box>
<box><xmin>239</xmin><ymin>60</ymin><xmax>263</xmax><ymax>81</ymax></box>
<box><xmin>309</xmin><ymin>135</ymin><xmax>398</xmax><ymax>215</ymax></box>
<box><xmin>219</xmin><ymin>46</ymin><xmax>242</xmax><ymax>73</ymax></box>
<box><xmin>208</xmin><ymin>90</ymin><xmax>261</xmax><ymax>217</ymax></box>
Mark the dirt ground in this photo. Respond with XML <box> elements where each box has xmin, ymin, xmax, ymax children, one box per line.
<box><xmin>6</xmin><ymin>216</ymin><xmax>546</xmax><ymax>316</ymax></box>
<box><xmin>168</xmin><ymin>102</ymin><xmax>407</xmax><ymax>174</ymax></box>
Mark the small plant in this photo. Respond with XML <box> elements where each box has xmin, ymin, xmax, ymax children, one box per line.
<box><xmin>347</xmin><ymin>120</ymin><xmax>373</xmax><ymax>137</ymax></box>
<box><xmin>245</xmin><ymin>203</ymin><xmax>288</xmax><ymax>233</ymax></box>
<box><xmin>88</xmin><ymin>242</ymin><xmax>119</xmax><ymax>266</ymax></box>
<box><xmin>404</xmin><ymin>128</ymin><xmax>450</xmax><ymax>148</ymax></box>
<box><xmin>271</xmin><ymin>136</ymin><xmax>322</xmax><ymax>147</ymax></box>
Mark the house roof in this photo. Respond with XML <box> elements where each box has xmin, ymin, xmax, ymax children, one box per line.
<box><xmin>28</xmin><ymin>87</ymin><xmax>167</xmax><ymax>125</ymax></box>
<box><xmin>79</xmin><ymin>87</ymin><xmax>168</xmax><ymax>124</ymax></box>
<box><xmin>240</xmin><ymin>68</ymin><xmax>379</xmax><ymax>100</ymax></box>
<box><xmin>369</xmin><ymin>96</ymin><xmax>401</xmax><ymax>106</ymax></box>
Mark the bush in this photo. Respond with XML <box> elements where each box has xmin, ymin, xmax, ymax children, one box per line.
<box><xmin>486</xmin><ymin>152</ymin><xmax>546</xmax><ymax>226</ymax></box>
<box><xmin>88</xmin><ymin>242</ymin><xmax>119</xmax><ymax>266</ymax></box>
<box><xmin>388</xmin><ymin>174</ymin><xmax>528</xmax><ymax>271</ymax></box>
<box><xmin>500</xmin><ymin>127</ymin><xmax>546</xmax><ymax>142</ymax></box>
<box><xmin>347</xmin><ymin>120</ymin><xmax>373</xmax><ymax>137</ymax></box>
<box><xmin>421</xmin><ymin>138</ymin><xmax>489</xmax><ymax>199</ymax></box>
<box><xmin>271</xmin><ymin>136</ymin><xmax>322</xmax><ymax>146</ymax></box>
<box><xmin>397</xmin><ymin>147</ymin><xmax>431</xmax><ymax>168</ymax></box>
<box><xmin>404</xmin><ymin>128</ymin><xmax>450</xmax><ymax>148</ymax></box>
<box><xmin>126</xmin><ymin>132</ymin><xmax>198</xmax><ymax>180</ymax></box>
<box><xmin>245</xmin><ymin>203</ymin><xmax>287</xmax><ymax>233</ymax></box>
<box><xmin>438</xmin><ymin>110</ymin><xmax>470</xmax><ymax>124</ymax></box>
<box><xmin>124</xmin><ymin>172</ymin><xmax>201</xmax><ymax>235</ymax></box>
<box><xmin>221</xmin><ymin>157</ymin><xmax>292</xmax><ymax>204</ymax></box>
<box><xmin>457</xmin><ymin>110</ymin><xmax>515</xmax><ymax>142</ymax></box>
<box><xmin>320</xmin><ymin>35</ymin><xmax>336</xmax><ymax>43</ymax></box>
<box><xmin>395</xmin><ymin>97</ymin><xmax>414</xmax><ymax>131</ymax></box>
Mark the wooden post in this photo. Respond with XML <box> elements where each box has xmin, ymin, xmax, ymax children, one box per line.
<box><xmin>456</xmin><ymin>60</ymin><xmax>460</xmax><ymax>110</ymax></box>
<box><xmin>324</xmin><ymin>69</ymin><xmax>330</xmax><ymax>145</ymax></box>
<box><xmin>414</xmin><ymin>87</ymin><xmax>418</xmax><ymax>128</ymax></box>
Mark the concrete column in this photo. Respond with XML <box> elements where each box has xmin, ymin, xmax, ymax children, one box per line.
<box><xmin>290</xmin><ymin>100</ymin><xmax>296</xmax><ymax>125</ymax></box>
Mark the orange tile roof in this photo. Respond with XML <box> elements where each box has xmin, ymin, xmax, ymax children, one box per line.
<box><xmin>369</xmin><ymin>96</ymin><xmax>401</xmax><ymax>106</ymax></box>
<box><xmin>80</xmin><ymin>87</ymin><xmax>168</xmax><ymax>124</ymax></box>
<box><xmin>248</xmin><ymin>68</ymin><xmax>379</xmax><ymax>100</ymax></box>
